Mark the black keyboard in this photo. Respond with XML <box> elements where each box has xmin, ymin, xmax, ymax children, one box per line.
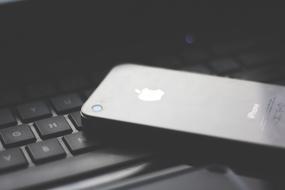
<box><xmin>0</xmin><ymin>75</ymin><xmax>150</xmax><ymax>189</ymax></box>
<box><xmin>0</xmin><ymin>36</ymin><xmax>284</xmax><ymax>189</ymax></box>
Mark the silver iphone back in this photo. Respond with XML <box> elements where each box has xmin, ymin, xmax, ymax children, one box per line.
<box><xmin>82</xmin><ymin>64</ymin><xmax>285</xmax><ymax>149</ymax></box>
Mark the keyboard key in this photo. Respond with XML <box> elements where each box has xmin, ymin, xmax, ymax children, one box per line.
<box><xmin>0</xmin><ymin>125</ymin><xmax>36</xmax><ymax>148</ymax></box>
<box><xmin>0</xmin><ymin>109</ymin><xmax>17</xmax><ymax>128</ymax></box>
<box><xmin>69</xmin><ymin>112</ymin><xmax>82</xmax><ymax>130</ymax></box>
<box><xmin>208</xmin><ymin>58</ymin><xmax>241</xmax><ymax>74</ymax></box>
<box><xmin>51</xmin><ymin>93</ymin><xmax>83</xmax><ymax>114</ymax></box>
<box><xmin>17</xmin><ymin>101</ymin><xmax>52</xmax><ymax>123</ymax></box>
<box><xmin>63</xmin><ymin>132</ymin><xmax>97</xmax><ymax>154</ymax></box>
<box><xmin>27</xmin><ymin>139</ymin><xmax>66</xmax><ymax>164</ymax></box>
<box><xmin>34</xmin><ymin>116</ymin><xmax>72</xmax><ymax>139</ymax></box>
<box><xmin>0</xmin><ymin>148</ymin><xmax>28</xmax><ymax>172</ymax></box>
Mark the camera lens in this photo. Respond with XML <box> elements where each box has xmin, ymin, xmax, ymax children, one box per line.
<box><xmin>92</xmin><ymin>104</ymin><xmax>103</xmax><ymax>112</ymax></box>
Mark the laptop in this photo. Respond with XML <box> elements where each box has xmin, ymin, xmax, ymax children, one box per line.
<box><xmin>0</xmin><ymin>0</ymin><xmax>284</xmax><ymax>189</ymax></box>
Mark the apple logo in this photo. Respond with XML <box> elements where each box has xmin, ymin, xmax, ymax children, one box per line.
<box><xmin>134</xmin><ymin>88</ymin><xmax>165</xmax><ymax>102</ymax></box>
<box><xmin>247</xmin><ymin>103</ymin><xmax>260</xmax><ymax>119</ymax></box>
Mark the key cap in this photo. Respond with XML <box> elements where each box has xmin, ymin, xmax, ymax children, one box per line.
<box><xmin>0</xmin><ymin>148</ymin><xmax>28</xmax><ymax>172</ymax></box>
<box><xmin>63</xmin><ymin>132</ymin><xmax>97</xmax><ymax>154</ymax></box>
<box><xmin>17</xmin><ymin>101</ymin><xmax>52</xmax><ymax>123</ymax></box>
<box><xmin>208</xmin><ymin>58</ymin><xmax>241</xmax><ymax>74</ymax></box>
<box><xmin>51</xmin><ymin>93</ymin><xmax>83</xmax><ymax>114</ymax></box>
<box><xmin>0</xmin><ymin>125</ymin><xmax>36</xmax><ymax>148</ymax></box>
<box><xmin>34</xmin><ymin>116</ymin><xmax>72</xmax><ymax>139</ymax></box>
<box><xmin>0</xmin><ymin>109</ymin><xmax>17</xmax><ymax>128</ymax></box>
<box><xmin>69</xmin><ymin>112</ymin><xmax>82</xmax><ymax>130</ymax></box>
<box><xmin>27</xmin><ymin>139</ymin><xmax>66</xmax><ymax>164</ymax></box>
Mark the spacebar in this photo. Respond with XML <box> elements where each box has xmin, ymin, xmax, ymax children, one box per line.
<box><xmin>0</xmin><ymin>149</ymin><xmax>149</xmax><ymax>190</ymax></box>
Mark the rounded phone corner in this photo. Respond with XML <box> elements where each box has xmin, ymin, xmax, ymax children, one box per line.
<box><xmin>80</xmin><ymin>107</ymin><xmax>97</xmax><ymax>129</ymax></box>
<box><xmin>80</xmin><ymin>103</ymin><xmax>92</xmax><ymax>119</ymax></box>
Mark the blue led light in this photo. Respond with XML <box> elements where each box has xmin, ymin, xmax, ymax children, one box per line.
<box><xmin>92</xmin><ymin>104</ymin><xmax>103</xmax><ymax>112</ymax></box>
<box><xmin>185</xmin><ymin>34</ymin><xmax>194</xmax><ymax>45</ymax></box>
